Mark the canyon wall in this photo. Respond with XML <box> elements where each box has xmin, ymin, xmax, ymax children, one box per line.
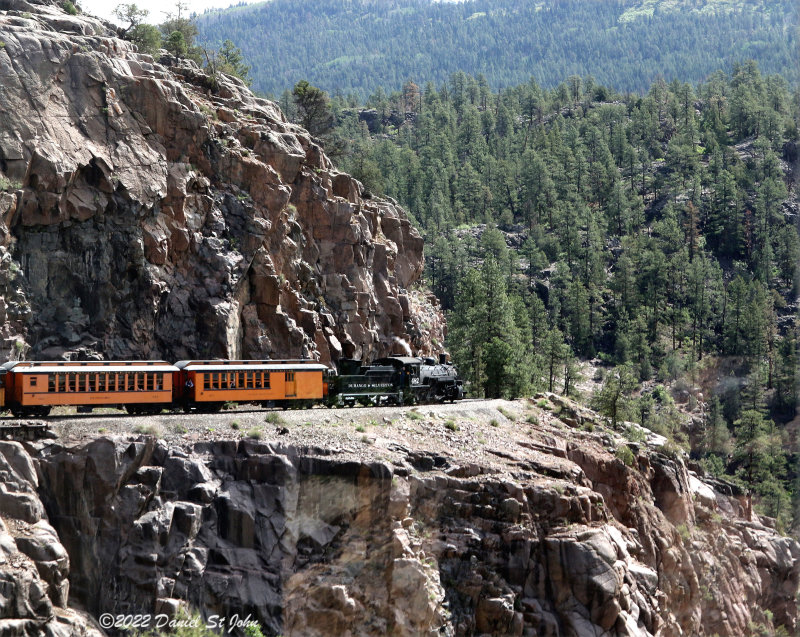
<box><xmin>0</xmin><ymin>0</ymin><xmax>444</xmax><ymax>364</ymax></box>
<box><xmin>1</xmin><ymin>395</ymin><xmax>798</xmax><ymax>636</ymax></box>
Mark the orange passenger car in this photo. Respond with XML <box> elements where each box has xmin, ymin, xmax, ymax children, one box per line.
<box><xmin>2</xmin><ymin>361</ymin><xmax>178</xmax><ymax>417</ymax></box>
<box><xmin>0</xmin><ymin>367</ymin><xmax>6</xmax><ymax>410</ymax></box>
<box><xmin>175</xmin><ymin>360</ymin><xmax>329</xmax><ymax>411</ymax></box>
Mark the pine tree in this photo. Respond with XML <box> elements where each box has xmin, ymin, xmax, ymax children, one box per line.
<box><xmin>593</xmin><ymin>364</ymin><xmax>637</xmax><ymax>427</ymax></box>
<box><xmin>733</xmin><ymin>409</ymin><xmax>781</xmax><ymax>493</ymax></box>
<box><xmin>449</xmin><ymin>270</ymin><xmax>487</xmax><ymax>396</ymax></box>
<box><xmin>216</xmin><ymin>39</ymin><xmax>252</xmax><ymax>85</ymax></box>
<box><xmin>293</xmin><ymin>80</ymin><xmax>334</xmax><ymax>137</ymax></box>
<box><xmin>543</xmin><ymin>328</ymin><xmax>567</xmax><ymax>394</ymax></box>
<box><xmin>701</xmin><ymin>395</ymin><xmax>732</xmax><ymax>458</ymax></box>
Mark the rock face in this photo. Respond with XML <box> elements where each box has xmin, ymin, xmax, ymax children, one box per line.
<box><xmin>0</xmin><ymin>398</ymin><xmax>798</xmax><ymax>636</ymax></box>
<box><xmin>0</xmin><ymin>0</ymin><xmax>444</xmax><ymax>363</ymax></box>
<box><xmin>0</xmin><ymin>440</ymin><xmax>101</xmax><ymax>635</ymax></box>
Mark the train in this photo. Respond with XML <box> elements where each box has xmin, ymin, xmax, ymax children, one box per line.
<box><xmin>0</xmin><ymin>355</ymin><xmax>464</xmax><ymax>417</ymax></box>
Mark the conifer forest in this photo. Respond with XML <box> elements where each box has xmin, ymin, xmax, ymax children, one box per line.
<box><xmin>317</xmin><ymin>66</ymin><xmax>800</xmax><ymax>529</ymax></box>
<box><xmin>196</xmin><ymin>0</ymin><xmax>800</xmax><ymax>538</ymax></box>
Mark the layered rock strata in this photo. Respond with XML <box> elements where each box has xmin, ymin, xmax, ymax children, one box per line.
<box><xmin>0</xmin><ymin>0</ymin><xmax>444</xmax><ymax>363</ymax></box>
<box><xmin>0</xmin><ymin>396</ymin><xmax>798</xmax><ymax>636</ymax></box>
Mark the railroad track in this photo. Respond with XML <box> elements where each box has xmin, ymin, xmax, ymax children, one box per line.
<box><xmin>0</xmin><ymin>398</ymin><xmax>491</xmax><ymax>422</ymax></box>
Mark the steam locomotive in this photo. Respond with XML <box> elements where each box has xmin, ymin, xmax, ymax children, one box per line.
<box><xmin>0</xmin><ymin>355</ymin><xmax>464</xmax><ymax>417</ymax></box>
<box><xmin>332</xmin><ymin>354</ymin><xmax>464</xmax><ymax>407</ymax></box>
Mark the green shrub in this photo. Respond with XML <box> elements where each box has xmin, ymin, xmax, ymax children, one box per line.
<box><xmin>133</xmin><ymin>424</ymin><xmax>162</xmax><ymax>437</ymax></box>
<box><xmin>445</xmin><ymin>420</ymin><xmax>459</xmax><ymax>431</ymax></box>
<box><xmin>246</xmin><ymin>428</ymin><xmax>262</xmax><ymax>439</ymax></box>
<box><xmin>129</xmin><ymin>23</ymin><xmax>161</xmax><ymax>56</ymax></box>
<box><xmin>62</xmin><ymin>0</ymin><xmax>77</xmax><ymax>15</ymax></box>
<box><xmin>625</xmin><ymin>425</ymin><xmax>646</xmax><ymax>443</ymax></box>
<box><xmin>245</xmin><ymin>625</ymin><xmax>266</xmax><ymax>637</ymax></box>
<box><xmin>162</xmin><ymin>609</ymin><xmax>221</xmax><ymax>636</ymax></box>
<box><xmin>0</xmin><ymin>175</ymin><xmax>22</xmax><ymax>191</ymax></box>
<box><xmin>264</xmin><ymin>412</ymin><xmax>284</xmax><ymax>424</ymax></box>
<box><xmin>615</xmin><ymin>444</ymin><xmax>635</xmax><ymax>467</ymax></box>
<box><xmin>700</xmin><ymin>453</ymin><xmax>727</xmax><ymax>477</ymax></box>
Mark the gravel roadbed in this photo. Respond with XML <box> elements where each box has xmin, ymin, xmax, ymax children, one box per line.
<box><xmin>3</xmin><ymin>398</ymin><xmax>586</xmax><ymax>474</ymax></box>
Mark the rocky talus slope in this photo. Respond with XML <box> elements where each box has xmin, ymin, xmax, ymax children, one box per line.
<box><xmin>0</xmin><ymin>394</ymin><xmax>798</xmax><ymax>636</ymax></box>
<box><xmin>0</xmin><ymin>0</ymin><xmax>443</xmax><ymax>363</ymax></box>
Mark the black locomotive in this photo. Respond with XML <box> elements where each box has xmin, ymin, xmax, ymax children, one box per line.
<box><xmin>330</xmin><ymin>354</ymin><xmax>464</xmax><ymax>407</ymax></box>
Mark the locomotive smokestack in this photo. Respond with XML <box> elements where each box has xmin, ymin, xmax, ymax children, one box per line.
<box><xmin>439</xmin><ymin>353</ymin><xmax>447</xmax><ymax>364</ymax></box>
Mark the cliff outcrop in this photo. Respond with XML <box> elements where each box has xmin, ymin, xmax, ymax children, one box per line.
<box><xmin>0</xmin><ymin>0</ymin><xmax>444</xmax><ymax>363</ymax></box>
<box><xmin>0</xmin><ymin>396</ymin><xmax>798</xmax><ymax>636</ymax></box>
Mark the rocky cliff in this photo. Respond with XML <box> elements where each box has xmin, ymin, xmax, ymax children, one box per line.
<box><xmin>0</xmin><ymin>0</ymin><xmax>444</xmax><ymax>363</ymax></box>
<box><xmin>0</xmin><ymin>395</ymin><xmax>798</xmax><ymax>636</ymax></box>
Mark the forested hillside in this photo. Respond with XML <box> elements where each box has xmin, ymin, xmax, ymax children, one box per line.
<box><xmin>195</xmin><ymin>0</ymin><xmax>798</xmax><ymax>98</ymax></box>
<box><xmin>318</xmin><ymin>63</ymin><xmax>800</xmax><ymax>528</ymax></box>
